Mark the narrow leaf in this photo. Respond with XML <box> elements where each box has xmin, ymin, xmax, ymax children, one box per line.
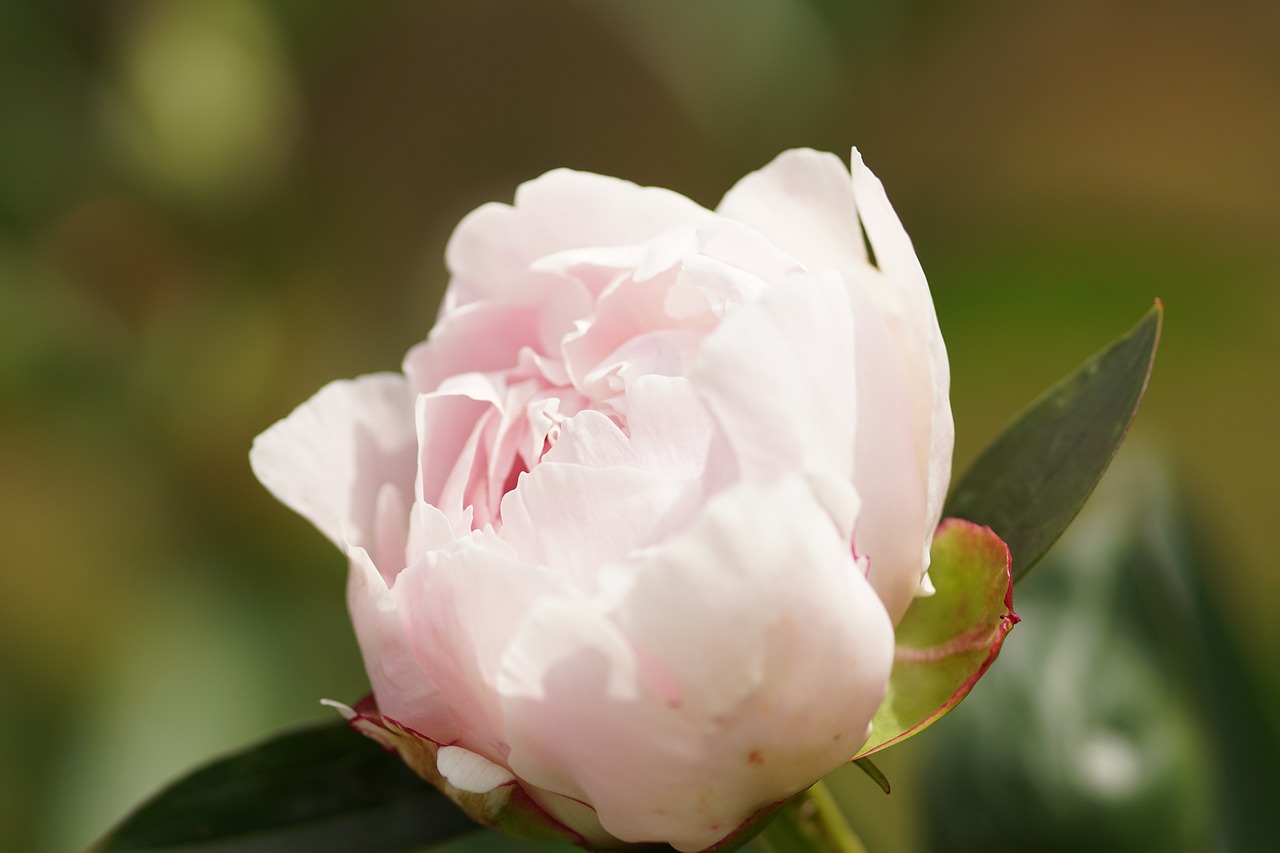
<box><xmin>851</xmin><ymin>758</ymin><xmax>891</xmax><ymax>795</ymax></box>
<box><xmin>943</xmin><ymin>301</ymin><xmax>1162</xmax><ymax>581</ymax></box>
<box><xmin>89</xmin><ymin>720</ymin><xmax>478</xmax><ymax>853</ymax></box>
<box><xmin>855</xmin><ymin>519</ymin><xmax>1016</xmax><ymax>757</ymax></box>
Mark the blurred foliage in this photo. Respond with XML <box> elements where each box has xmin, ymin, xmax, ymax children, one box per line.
<box><xmin>1</xmin><ymin>1</ymin><xmax>1277</xmax><ymax>851</ymax></box>
<box><xmin>921</xmin><ymin>447</ymin><xmax>1278</xmax><ymax>852</ymax></box>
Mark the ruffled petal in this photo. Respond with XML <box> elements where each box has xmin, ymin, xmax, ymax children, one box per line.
<box><xmin>498</xmin><ymin>461</ymin><xmax>703</xmax><ymax>593</ymax></box>
<box><xmin>445</xmin><ymin>169</ymin><xmax>712</xmax><ymax>309</ymax></box>
<box><xmin>250</xmin><ymin>373</ymin><xmax>416</xmax><ymax>555</ymax></box>
<box><xmin>545</xmin><ymin>375</ymin><xmax>716</xmax><ymax>483</ymax></box>
<box><xmin>403</xmin><ymin>278</ymin><xmax>591</xmax><ymax>397</ymax></box>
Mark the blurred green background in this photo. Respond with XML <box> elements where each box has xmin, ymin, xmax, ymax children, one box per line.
<box><xmin>2</xmin><ymin>1</ymin><xmax>1277</xmax><ymax>851</ymax></box>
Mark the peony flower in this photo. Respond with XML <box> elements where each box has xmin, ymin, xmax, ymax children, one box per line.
<box><xmin>250</xmin><ymin>148</ymin><xmax>953</xmax><ymax>852</ymax></box>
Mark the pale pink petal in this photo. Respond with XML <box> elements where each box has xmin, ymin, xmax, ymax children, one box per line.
<box><xmin>402</xmin><ymin>281</ymin><xmax>589</xmax><ymax>396</ymax></box>
<box><xmin>545</xmin><ymin>375</ymin><xmax>716</xmax><ymax>483</ymax></box>
<box><xmin>372</xmin><ymin>482</ymin><xmax>410</xmax><ymax>585</ymax></box>
<box><xmin>562</xmin><ymin>268</ymin><xmax>712</xmax><ymax>400</ymax></box>
<box><xmin>415</xmin><ymin>387</ymin><xmax>492</xmax><ymax>514</ymax></box>
<box><xmin>498</xmin><ymin>462</ymin><xmax>703</xmax><ymax>592</ymax></box>
<box><xmin>392</xmin><ymin>533</ymin><xmax>565</xmax><ymax>764</ymax></box>
<box><xmin>691</xmin><ymin>272</ymin><xmax>857</xmax><ymax>499</ymax></box>
<box><xmin>445</xmin><ymin>169</ymin><xmax>712</xmax><ymax>308</ymax></box>
<box><xmin>532</xmin><ymin>227</ymin><xmax>697</xmax><ymax>291</ymax></box>
<box><xmin>497</xmin><ymin>476</ymin><xmax>894</xmax><ymax>851</ymax></box>
<box><xmin>717</xmin><ymin>148</ymin><xmax>868</xmax><ymax>272</ymax></box>
<box><xmin>695</xmin><ymin>218</ymin><xmax>808</xmax><ymax>284</ymax></box>
<box><xmin>665</xmin><ymin>254</ymin><xmax>768</xmax><ymax>319</ymax></box>
<box><xmin>587</xmin><ymin>328</ymin><xmax>707</xmax><ymax>401</ymax></box>
<box><xmin>250</xmin><ymin>373</ymin><xmax>415</xmax><ymax>553</ymax></box>
<box><xmin>849</xmin><ymin>149</ymin><xmax>953</xmax><ymax>565</ymax></box>
<box><xmin>347</xmin><ymin>545</ymin><xmax>457</xmax><ymax>744</ymax></box>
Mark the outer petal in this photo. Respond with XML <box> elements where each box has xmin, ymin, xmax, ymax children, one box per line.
<box><xmin>844</xmin><ymin>272</ymin><xmax>931</xmax><ymax>624</ymax></box>
<box><xmin>347</xmin><ymin>544</ymin><xmax>457</xmax><ymax>744</ymax></box>
<box><xmin>716</xmin><ymin>148</ymin><xmax>868</xmax><ymax>273</ymax></box>
<box><xmin>445</xmin><ymin>169</ymin><xmax>712</xmax><ymax>309</ymax></box>
<box><xmin>249</xmin><ymin>373</ymin><xmax>416</xmax><ymax>555</ymax></box>
<box><xmin>497</xmin><ymin>476</ymin><xmax>894</xmax><ymax>851</ymax></box>
<box><xmin>849</xmin><ymin>149</ymin><xmax>954</xmax><ymax>567</ymax></box>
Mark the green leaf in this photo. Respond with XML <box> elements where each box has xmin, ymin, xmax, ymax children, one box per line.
<box><xmin>855</xmin><ymin>519</ymin><xmax>1016</xmax><ymax>757</ymax></box>
<box><xmin>943</xmin><ymin>301</ymin><xmax>1162</xmax><ymax>581</ymax></box>
<box><xmin>89</xmin><ymin>719</ymin><xmax>479</xmax><ymax>853</ymax></box>
<box><xmin>850</xmin><ymin>758</ymin><xmax>890</xmax><ymax>795</ymax></box>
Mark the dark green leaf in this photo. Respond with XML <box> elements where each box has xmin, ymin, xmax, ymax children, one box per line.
<box><xmin>851</xmin><ymin>758</ymin><xmax>890</xmax><ymax>795</ymax></box>
<box><xmin>89</xmin><ymin>719</ymin><xmax>478</xmax><ymax>853</ymax></box>
<box><xmin>943</xmin><ymin>301</ymin><xmax>1162</xmax><ymax>581</ymax></box>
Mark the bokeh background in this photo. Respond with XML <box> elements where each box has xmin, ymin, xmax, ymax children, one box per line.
<box><xmin>2</xmin><ymin>1</ymin><xmax>1277</xmax><ymax>851</ymax></box>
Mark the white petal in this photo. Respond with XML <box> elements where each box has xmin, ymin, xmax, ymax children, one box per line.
<box><xmin>250</xmin><ymin>374</ymin><xmax>415</xmax><ymax>554</ymax></box>
<box><xmin>717</xmin><ymin>148</ymin><xmax>868</xmax><ymax>272</ymax></box>
<box><xmin>850</xmin><ymin>149</ymin><xmax>954</xmax><ymax>562</ymax></box>
<box><xmin>436</xmin><ymin>745</ymin><xmax>515</xmax><ymax>794</ymax></box>
<box><xmin>843</xmin><ymin>273</ymin><xmax>930</xmax><ymax>623</ymax></box>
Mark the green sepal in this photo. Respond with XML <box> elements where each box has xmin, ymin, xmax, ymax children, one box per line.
<box><xmin>851</xmin><ymin>757</ymin><xmax>891</xmax><ymax>794</ymax></box>
<box><xmin>856</xmin><ymin>519</ymin><xmax>1017</xmax><ymax>757</ymax></box>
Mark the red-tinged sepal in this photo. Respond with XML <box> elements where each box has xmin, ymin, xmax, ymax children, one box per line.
<box><xmin>323</xmin><ymin>697</ymin><xmax>590</xmax><ymax>847</ymax></box>
<box><xmin>855</xmin><ymin>519</ymin><xmax>1018</xmax><ymax>758</ymax></box>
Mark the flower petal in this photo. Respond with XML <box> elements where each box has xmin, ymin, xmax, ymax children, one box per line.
<box><xmin>497</xmin><ymin>476</ymin><xmax>894</xmax><ymax>851</ymax></box>
<box><xmin>844</xmin><ymin>273</ymin><xmax>931</xmax><ymax>623</ymax></box>
<box><xmin>849</xmin><ymin>149</ymin><xmax>954</xmax><ymax>568</ymax></box>
<box><xmin>347</xmin><ymin>544</ymin><xmax>457</xmax><ymax>744</ymax></box>
<box><xmin>498</xmin><ymin>461</ymin><xmax>703</xmax><ymax>592</ymax></box>
<box><xmin>691</xmin><ymin>272</ymin><xmax>857</xmax><ymax>526</ymax></box>
<box><xmin>250</xmin><ymin>373</ymin><xmax>416</xmax><ymax>554</ymax></box>
<box><xmin>436</xmin><ymin>745</ymin><xmax>516</xmax><ymax>794</ymax></box>
<box><xmin>545</xmin><ymin>375</ymin><xmax>716</xmax><ymax>483</ymax></box>
<box><xmin>392</xmin><ymin>522</ymin><xmax>565</xmax><ymax>763</ymax></box>
<box><xmin>717</xmin><ymin>148</ymin><xmax>868</xmax><ymax>273</ymax></box>
<box><xmin>445</xmin><ymin>169</ymin><xmax>711</xmax><ymax>309</ymax></box>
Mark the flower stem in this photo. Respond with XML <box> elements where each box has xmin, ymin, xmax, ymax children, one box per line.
<box><xmin>756</xmin><ymin>780</ymin><xmax>869</xmax><ymax>853</ymax></box>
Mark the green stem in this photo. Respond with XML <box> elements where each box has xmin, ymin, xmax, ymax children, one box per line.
<box><xmin>756</xmin><ymin>780</ymin><xmax>869</xmax><ymax>853</ymax></box>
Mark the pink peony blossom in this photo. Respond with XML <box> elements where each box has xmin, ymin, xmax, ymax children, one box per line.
<box><xmin>251</xmin><ymin>148</ymin><xmax>953</xmax><ymax>851</ymax></box>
